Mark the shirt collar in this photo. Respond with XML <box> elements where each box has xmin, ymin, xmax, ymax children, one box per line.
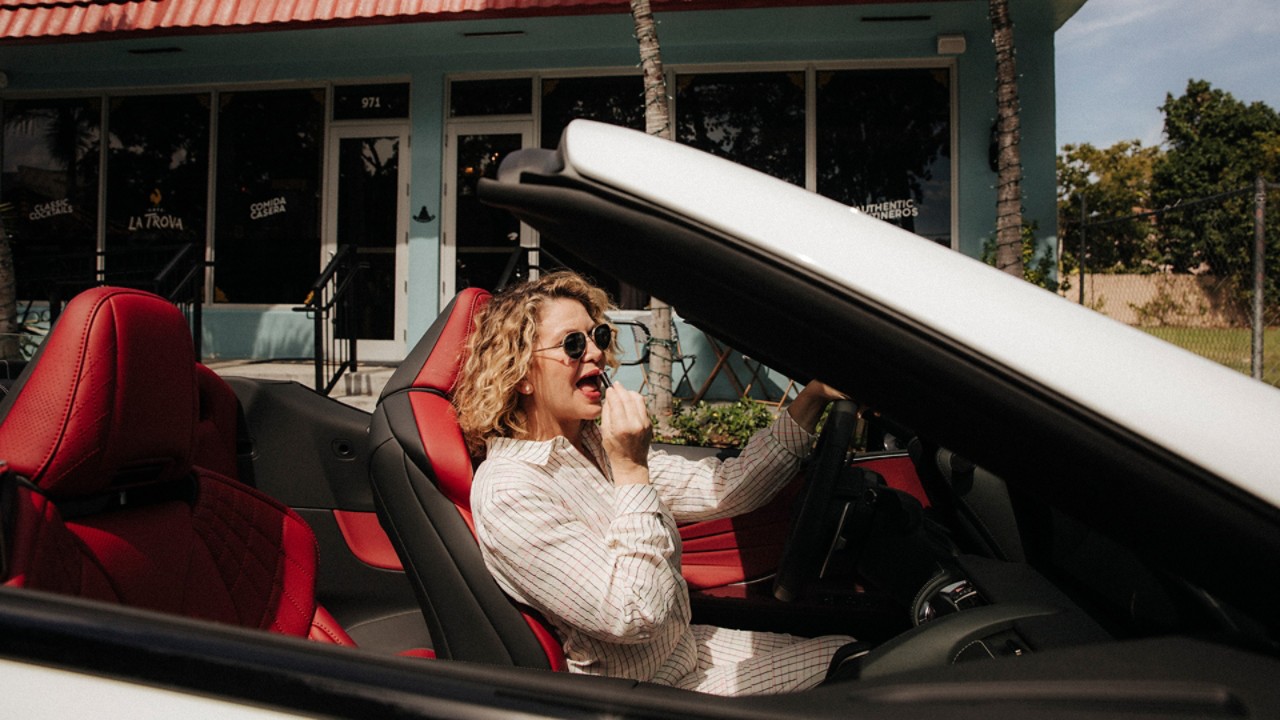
<box><xmin>485</xmin><ymin>422</ymin><xmax>603</xmax><ymax>467</ymax></box>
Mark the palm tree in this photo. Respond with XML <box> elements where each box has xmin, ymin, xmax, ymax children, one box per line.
<box><xmin>630</xmin><ymin>0</ymin><xmax>675</xmax><ymax>417</ymax></box>
<box><xmin>990</xmin><ymin>0</ymin><xmax>1024</xmax><ymax>277</ymax></box>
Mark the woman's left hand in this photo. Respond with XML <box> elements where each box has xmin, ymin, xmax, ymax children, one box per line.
<box><xmin>786</xmin><ymin>380</ymin><xmax>850</xmax><ymax>433</ymax></box>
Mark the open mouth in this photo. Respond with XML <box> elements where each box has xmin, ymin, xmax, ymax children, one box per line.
<box><xmin>576</xmin><ymin>373</ymin><xmax>609</xmax><ymax>394</ymax></box>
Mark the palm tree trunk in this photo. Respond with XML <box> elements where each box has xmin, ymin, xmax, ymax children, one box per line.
<box><xmin>990</xmin><ymin>0</ymin><xmax>1024</xmax><ymax>277</ymax></box>
<box><xmin>633</xmin><ymin>0</ymin><xmax>671</xmax><ymax>142</ymax></box>
<box><xmin>630</xmin><ymin>0</ymin><xmax>674</xmax><ymax>417</ymax></box>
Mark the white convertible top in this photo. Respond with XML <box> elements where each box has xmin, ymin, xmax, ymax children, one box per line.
<box><xmin>558</xmin><ymin>120</ymin><xmax>1280</xmax><ymax>505</ymax></box>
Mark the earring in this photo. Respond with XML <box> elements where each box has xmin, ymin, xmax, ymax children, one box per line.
<box><xmin>520</xmin><ymin>383</ymin><xmax>533</xmax><ymax>394</ymax></box>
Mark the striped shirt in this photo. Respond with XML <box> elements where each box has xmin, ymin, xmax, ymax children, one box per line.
<box><xmin>471</xmin><ymin>411</ymin><xmax>824</xmax><ymax>690</ymax></box>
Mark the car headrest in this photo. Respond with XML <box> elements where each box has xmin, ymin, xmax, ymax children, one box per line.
<box><xmin>0</xmin><ymin>287</ymin><xmax>197</xmax><ymax>498</ymax></box>
<box><xmin>379</xmin><ymin>287</ymin><xmax>492</xmax><ymax>400</ymax></box>
<box><xmin>376</xmin><ymin>288</ymin><xmax>491</xmax><ymax>516</ymax></box>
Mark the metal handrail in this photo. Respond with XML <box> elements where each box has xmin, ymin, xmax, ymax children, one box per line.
<box><xmin>151</xmin><ymin>243</ymin><xmax>207</xmax><ymax>358</ymax></box>
<box><xmin>22</xmin><ymin>243</ymin><xmax>208</xmax><ymax>359</ymax></box>
<box><xmin>293</xmin><ymin>245</ymin><xmax>364</xmax><ymax>395</ymax></box>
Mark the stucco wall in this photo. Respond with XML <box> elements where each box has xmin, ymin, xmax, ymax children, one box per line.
<box><xmin>1062</xmin><ymin>273</ymin><xmax>1249</xmax><ymax>327</ymax></box>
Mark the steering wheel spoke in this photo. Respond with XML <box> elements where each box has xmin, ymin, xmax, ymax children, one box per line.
<box><xmin>773</xmin><ymin>399</ymin><xmax>859</xmax><ymax>602</ymax></box>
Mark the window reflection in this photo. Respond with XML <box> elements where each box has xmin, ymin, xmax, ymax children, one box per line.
<box><xmin>450</xmin><ymin>78</ymin><xmax>533</xmax><ymax>117</ymax></box>
<box><xmin>454</xmin><ymin>133</ymin><xmax>524</xmax><ymax>294</ymax></box>
<box><xmin>676</xmin><ymin>71</ymin><xmax>806</xmax><ymax>186</ymax></box>
<box><xmin>816</xmin><ymin>68</ymin><xmax>952</xmax><ymax>246</ymax></box>
<box><xmin>2</xmin><ymin>97</ymin><xmax>101</xmax><ymax>302</ymax></box>
<box><xmin>336</xmin><ymin>136</ymin><xmax>399</xmax><ymax>339</ymax></box>
<box><xmin>215</xmin><ymin>88</ymin><xmax>324</xmax><ymax>304</ymax></box>
<box><xmin>541</xmin><ymin>75</ymin><xmax>645</xmax><ymax>149</ymax></box>
<box><xmin>104</xmin><ymin>93</ymin><xmax>210</xmax><ymax>287</ymax></box>
<box><xmin>540</xmin><ymin>75</ymin><xmax>648</xmax><ymax>307</ymax></box>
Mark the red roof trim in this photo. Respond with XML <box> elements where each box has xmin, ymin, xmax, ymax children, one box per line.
<box><xmin>0</xmin><ymin>0</ymin><xmax>929</xmax><ymax>44</ymax></box>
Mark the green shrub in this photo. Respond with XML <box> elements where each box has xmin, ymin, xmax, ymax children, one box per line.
<box><xmin>658</xmin><ymin>398</ymin><xmax>777</xmax><ymax>448</ymax></box>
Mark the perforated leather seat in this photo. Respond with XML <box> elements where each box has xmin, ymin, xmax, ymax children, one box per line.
<box><xmin>369</xmin><ymin>288</ymin><xmax>567</xmax><ymax>670</ymax></box>
<box><xmin>0</xmin><ymin>287</ymin><xmax>353</xmax><ymax>645</ymax></box>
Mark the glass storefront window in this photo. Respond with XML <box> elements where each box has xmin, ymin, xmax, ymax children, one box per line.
<box><xmin>539</xmin><ymin>75</ymin><xmax>647</xmax><ymax>307</ymax></box>
<box><xmin>816</xmin><ymin>68</ymin><xmax>952</xmax><ymax>246</ymax></box>
<box><xmin>334</xmin><ymin>134</ymin><xmax>401</xmax><ymax>338</ymax></box>
<box><xmin>453</xmin><ymin>132</ymin><xmax>525</xmax><ymax>293</ymax></box>
<box><xmin>675</xmin><ymin>71</ymin><xmax>806</xmax><ymax>186</ymax></box>
<box><xmin>1</xmin><ymin>97</ymin><xmax>102</xmax><ymax>302</ymax></box>
<box><xmin>540</xmin><ymin>75</ymin><xmax>645</xmax><ymax>149</ymax></box>
<box><xmin>449</xmin><ymin>78</ymin><xmax>533</xmax><ymax>117</ymax></box>
<box><xmin>214</xmin><ymin>88</ymin><xmax>324</xmax><ymax>304</ymax></box>
<box><xmin>104</xmin><ymin>93</ymin><xmax>210</xmax><ymax>287</ymax></box>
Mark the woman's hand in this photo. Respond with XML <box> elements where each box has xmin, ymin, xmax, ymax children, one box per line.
<box><xmin>600</xmin><ymin>383</ymin><xmax>653</xmax><ymax>486</ymax></box>
<box><xmin>786</xmin><ymin>380</ymin><xmax>849</xmax><ymax>434</ymax></box>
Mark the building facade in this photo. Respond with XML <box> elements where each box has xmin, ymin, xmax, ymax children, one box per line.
<box><xmin>0</xmin><ymin>0</ymin><xmax>1085</xmax><ymax>361</ymax></box>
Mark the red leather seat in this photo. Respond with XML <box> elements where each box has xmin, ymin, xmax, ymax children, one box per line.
<box><xmin>369</xmin><ymin>287</ymin><xmax>566</xmax><ymax>670</ymax></box>
<box><xmin>0</xmin><ymin>286</ymin><xmax>353</xmax><ymax>645</ymax></box>
<box><xmin>194</xmin><ymin>363</ymin><xmax>242</xmax><ymax>481</ymax></box>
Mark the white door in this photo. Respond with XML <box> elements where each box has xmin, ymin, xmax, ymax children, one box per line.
<box><xmin>325</xmin><ymin>123</ymin><xmax>410</xmax><ymax>360</ymax></box>
<box><xmin>440</xmin><ymin>120</ymin><xmax>535</xmax><ymax>308</ymax></box>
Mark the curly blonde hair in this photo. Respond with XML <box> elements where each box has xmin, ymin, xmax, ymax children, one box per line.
<box><xmin>453</xmin><ymin>271</ymin><xmax>617</xmax><ymax>457</ymax></box>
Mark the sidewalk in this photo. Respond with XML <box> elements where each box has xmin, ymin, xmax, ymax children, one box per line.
<box><xmin>206</xmin><ymin>360</ymin><xmax>398</xmax><ymax>413</ymax></box>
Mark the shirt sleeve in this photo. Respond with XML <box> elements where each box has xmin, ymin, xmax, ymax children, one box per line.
<box><xmin>472</xmin><ymin>459</ymin><xmax>684</xmax><ymax>645</ymax></box>
<box><xmin>647</xmin><ymin>409</ymin><xmax>814</xmax><ymax>523</ymax></box>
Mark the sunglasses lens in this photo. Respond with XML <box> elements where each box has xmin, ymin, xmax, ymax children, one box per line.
<box><xmin>562</xmin><ymin>332</ymin><xmax>587</xmax><ymax>359</ymax></box>
<box><xmin>592</xmin><ymin>325</ymin><xmax>613</xmax><ymax>352</ymax></box>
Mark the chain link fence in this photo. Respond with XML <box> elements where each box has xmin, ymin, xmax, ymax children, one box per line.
<box><xmin>1061</xmin><ymin>178</ymin><xmax>1279</xmax><ymax>387</ymax></box>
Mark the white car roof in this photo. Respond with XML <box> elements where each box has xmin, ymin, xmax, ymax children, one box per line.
<box><xmin>558</xmin><ymin>120</ymin><xmax>1280</xmax><ymax>506</ymax></box>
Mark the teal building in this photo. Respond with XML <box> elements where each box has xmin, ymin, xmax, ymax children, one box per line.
<box><xmin>0</xmin><ymin>0</ymin><xmax>1086</xmax><ymax>363</ymax></box>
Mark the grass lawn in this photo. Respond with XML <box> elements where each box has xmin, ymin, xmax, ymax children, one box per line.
<box><xmin>1141</xmin><ymin>326</ymin><xmax>1280</xmax><ymax>387</ymax></box>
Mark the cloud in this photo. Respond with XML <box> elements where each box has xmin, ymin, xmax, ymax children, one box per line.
<box><xmin>1057</xmin><ymin>0</ymin><xmax>1159</xmax><ymax>50</ymax></box>
<box><xmin>1056</xmin><ymin>0</ymin><xmax>1280</xmax><ymax>148</ymax></box>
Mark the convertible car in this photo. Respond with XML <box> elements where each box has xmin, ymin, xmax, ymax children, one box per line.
<box><xmin>2</xmin><ymin>120</ymin><xmax>1279</xmax><ymax>718</ymax></box>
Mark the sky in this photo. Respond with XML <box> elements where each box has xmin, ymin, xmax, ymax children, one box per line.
<box><xmin>1054</xmin><ymin>0</ymin><xmax>1280</xmax><ymax>151</ymax></box>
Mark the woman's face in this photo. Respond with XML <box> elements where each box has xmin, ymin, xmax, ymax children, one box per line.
<box><xmin>520</xmin><ymin>297</ymin><xmax>609</xmax><ymax>440</ymax></box>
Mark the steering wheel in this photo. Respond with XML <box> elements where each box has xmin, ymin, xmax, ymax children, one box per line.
<box><xmin>773</xmin><ymin>399</ymin><xmax>859</xmax><ymax>602</ymax></box>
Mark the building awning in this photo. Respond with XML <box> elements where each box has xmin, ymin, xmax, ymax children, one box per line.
<box><xmin>0</xmin><ymin>0</ymin><xmax>923</xmax><ymax>43</ymax></box>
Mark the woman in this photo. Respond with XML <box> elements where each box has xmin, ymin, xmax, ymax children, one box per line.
<box><xmin>455</xmin><ymin>271</ymin><xmax>854</xmax><ymax>696</ymax></box>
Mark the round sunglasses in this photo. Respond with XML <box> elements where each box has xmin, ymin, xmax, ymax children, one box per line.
<box><xmin>534</xmin><ymin>323</ymin><xmax>613</xmax><ymax>360</ymax></box>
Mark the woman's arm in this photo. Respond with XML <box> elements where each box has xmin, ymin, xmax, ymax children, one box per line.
<box><xmin>473</xmin><ymin>461</ymin><xmax>683</xmax><ymax>644</ymax></box>
<box><xmin>647</xmin><ymin>380</ymin><xmax>846</xmax><ymax>522</ymax></box>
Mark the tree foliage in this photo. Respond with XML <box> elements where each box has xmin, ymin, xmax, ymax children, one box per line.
<box><xmin>1058</xmin><ymin>80</ymin><xmax>1279</xmax><ymax>284</ymax></box>
<box><xmin>1151</xmin><ymin>79</ymin><xmax>1280</xmax><ymax>276</ymax></box>
<box><xmin>1057</xmin><ymin>140</ymin><xmax>1162</xmax><ymax>274</ymax></box>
